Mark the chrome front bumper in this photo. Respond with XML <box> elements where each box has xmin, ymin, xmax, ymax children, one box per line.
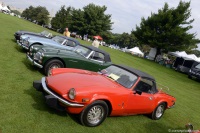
<box><xmin>17</xmin><ymin>40</ymin><xmax>29</xmax><ymax>50</ymax></box>
<box><xmin>26</xmin><ymin>54</ymin><xmax>43</xmax><ymax>68</ymax></box>
<box><xmin>34</xmin><ymin>77</ymin><xmax>84</xmax><ymax>107</ymax></box>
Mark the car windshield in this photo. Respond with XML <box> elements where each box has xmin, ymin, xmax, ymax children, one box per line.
<box><xmin>102</xmin><ymin>66</ymin><xmax>138</xmax><ymax>89</ymax></box>
<box><xmin>52</xmin><ymin>36</ymin><xmax>65</xmax><ymax>44</ymax></box>
<box><xmin>195</xmin><ymin>64</ymin><xmax>200</xmax><ymax>69</ymax></box>
<box><xmin>40</xmin><ymin>31</ymin><xmax>50</xmax><ymax>37</ymax></box>
<box><xmin>74</xmin><ymin>45</ymin><xmax>92</xmax><ymax>57</ymax></box>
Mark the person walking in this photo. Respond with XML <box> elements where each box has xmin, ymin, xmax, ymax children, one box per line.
<box><xmin>63</xmin><ymin>27</ymin><xmax>71</xmax><ymax>37</ymax></box>
<box><xmin>92</xmin><ymin>37</ymin><xmax>100</xmax><ymax>48</ymax></box>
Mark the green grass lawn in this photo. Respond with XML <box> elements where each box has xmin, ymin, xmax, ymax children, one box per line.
<box><xmin>0</xmin><ymin>13</ymin><xmax>200</xmax><ymax>133</ymax></box>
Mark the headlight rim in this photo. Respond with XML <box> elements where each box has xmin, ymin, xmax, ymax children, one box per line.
<box><xmin>68</xmin><ymin>88</ymin><xmax>76</xmax><ymax>100</ymax></box>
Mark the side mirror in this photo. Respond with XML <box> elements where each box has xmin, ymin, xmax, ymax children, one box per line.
<box><xmin>134</xmin><ymin>90</ymin><xmax>142</xmax><ymax>95</ymax></box>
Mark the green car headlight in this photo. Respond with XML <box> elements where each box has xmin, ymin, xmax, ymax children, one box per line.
<box><xmin>30</xmin><ymin>46</ymin><xmax>34</xmax><ymax>52</ymax></box>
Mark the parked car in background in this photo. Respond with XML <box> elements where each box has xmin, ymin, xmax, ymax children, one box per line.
<box><xmin>188</xmin><ymin>62</ymin><xmax>200</xmax><ymax>81</ymax></box>
<box><xmin>27</xmin><ymin>44</ymin><xmax>112</xmax><ymax>75</ymax></box>
<box><xmin>33</xmin><ymin>64</ymin><xmax>176</xmax><ymax>127</ymax></box>
<box><xmin>14</xmin><ymin>30</ymin><xmax>52</xmax><ymax>41</ymax></box>
<box><xmin>17</xmin><ymin>35</ymin><xmax>80</xmax><ymax>50</ymax></box>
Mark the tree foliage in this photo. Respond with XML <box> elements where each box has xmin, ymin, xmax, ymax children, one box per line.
<box><xmin>21</xmin><ymin>6</ymin><xmax>49</xmax><ymax>25</ymax></box>
<box><xmin>51</xmin><ymin>4</ymin><xmax>113</xmax><ymax>40</ymax></box>
<box><xmin>51</xmin><ymin>6</ymin><xmax>73</xmax><ymax>33</ymax></box>
<box><xmin>132</xmin><ymin>1</ymin><xmax>200</xmax><ymax>53</ymax></box>
<box><xmin>11</xmin><ymin>10</ymin><xmax>21</xmax><ymax>16</ymax></box>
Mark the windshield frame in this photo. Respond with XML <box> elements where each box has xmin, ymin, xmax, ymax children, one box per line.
<box><xmin>102</xmin><ymin>65</ymin><xmax>139</xmax><ymax>89</ymax></box>
<box><xmin>52</xmin><ymin>36</ymin><xmax>66</xmax><ymax>44</ymax></box>
<box><xmin>74</xmin><ymin>45</ymin><xmax>92</xmax><ymax>58</ymax></box>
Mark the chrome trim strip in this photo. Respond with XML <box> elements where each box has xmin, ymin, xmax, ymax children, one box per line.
<box><xmin>41</xmin><ymin>77</ymin><xmax>84</xmax><ymax>107</ymax></box>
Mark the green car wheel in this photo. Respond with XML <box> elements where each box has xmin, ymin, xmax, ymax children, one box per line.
<box><xmin>44</xmin><ymin>59</ymin><xmax>64</xmax><ymax>76</ymax></box>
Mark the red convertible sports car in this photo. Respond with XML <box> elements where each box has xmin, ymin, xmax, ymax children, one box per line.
<box><xmin>33</xmin><ymin>65</ymin><xmax>176</xmax><ymax>127</ymax></box>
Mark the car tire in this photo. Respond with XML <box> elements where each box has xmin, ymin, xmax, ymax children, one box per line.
<box><xmin>151</xmin><ymin>102</ymin><xmax>166</xmax><ymax>120</ymax></box>
<box><xmin>79</xmin><ymin>100</ymin><xmax>108</xmax><ymax>127</ymax></box>
<box><xmin>44</xmin><ymin>59</ymin><xmax>64</xmax><ymax>76</ymax></box>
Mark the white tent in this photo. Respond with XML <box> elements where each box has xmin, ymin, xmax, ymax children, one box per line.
<box><xmin>128</xmin><ymin>47</ymin><xmax>144</xmax><ymax>56</ymax></box>
<box><xmin>169</xmin><ymin>51</ymin><xmax>188</xmax><ymax>58</ymax></box>
<box><xmin>0</xmin><ymin>4</ymin><xmax>2</xmax><ymax>10</ymax></box>
<box><xmin>169</xmin><ymin>51</ymin><xmax>200</xmax><ymax>62</ymax></box>
<box><xmin>1</xmin><ymin>6</ymin><xmax>10</xmax><ymax>13</ymax></box>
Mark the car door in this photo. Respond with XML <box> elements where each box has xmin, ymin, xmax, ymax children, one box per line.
<box><xmin>124</xmin><ymin>78</ymin><xmax>156</xmax><ymax>115</ymax></box>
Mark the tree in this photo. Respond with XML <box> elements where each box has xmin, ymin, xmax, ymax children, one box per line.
<box><xmin>21</xmin><ymin>6</ymin><xmax>49</xmax><ymax>25</ymax></box>
<box><xmin>21</xmin><ymin>6</ymin><xmax>34</xmax><ymax>20</ymax></box>
<box><xmin>11</xmin><ymin>10</ymin><xmax>21</xmax><ymax>16</ymax></box>
<box><xmin>34</xmin><ymin>6</ymin><xmax>50</xmax><ymax>25</ymax></box>
<box><xmin>69</xmin><ymin>8</ymin><xmax>85</xmax><ymax>35</ymax></box>
<box><xmin>51</xmin><ymin>6</ymin><xmax>73</xmax><ymax>33</ymax></box>
<box><xmin>132</xmin><ymin>1</ymin><xmax>200</xmax><ymax>59</ymax></box>
<box><xmin>82</xmin><ymin>3</ymin><xmax>113</xmax><ymax>39</ymax></box>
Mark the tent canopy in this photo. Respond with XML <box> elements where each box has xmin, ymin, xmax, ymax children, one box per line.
<box><xmin>128</xmin><ymin>47</ymin><xmax>144</xmax><ymax>56</ymax></box>
<box><xmin>93</xmin><ymin>35</ymin><xmax>103</xmax><ymax>40</ymax></box>
<box><xmin>1</xmin><ymin>6</ymin><xmax>10</xmax><ymax>12</ymax></box>
<box><xmin>169</xmin><ymin>51</ymin><xmax>200</xmax><ymax>62</ymax></box>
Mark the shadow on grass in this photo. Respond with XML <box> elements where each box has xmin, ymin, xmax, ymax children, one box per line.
<box><xmin>24</xmin><ymin>87</ymin><xmax>81</xmax><ymax>125</ymax></box>
<box><xmin>143</xmin><ymin>122</ymin><xmax>185</xmax><ymax>133</ymax></box>
<box><xmin>24</xmin><ymin>87</ymin><xmax>66</xmax><ymax>116</ymax></box>
<box><xmin>22</xmin><ymin>58</ymin><xmax>40</xmax><ymax>72</ymax></box>
<box><xmin>14</xmin><ymin>44</ymin><xmax>27</xmax><ymax>53</ymax></box>
<box><xmin>21</xmin><ymin>56</ymin><xmax>45</xmax><ymax>76</ymax></box>
<box><xmin>11</xmin><ymin>38</ymin><xmax>16</xmax><ymax>43</ymax></box>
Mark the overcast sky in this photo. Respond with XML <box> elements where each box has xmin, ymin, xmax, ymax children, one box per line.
<box><xmin>2</xmin><ymin>0</ymin><xmax>200</xmax><ymax>50</ymax></box>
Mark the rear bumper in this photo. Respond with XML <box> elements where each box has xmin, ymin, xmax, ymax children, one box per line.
<box><xmin>33</xmin><ymin>78</ymin><xmax>84</xmax><ymax>109</ymax></box>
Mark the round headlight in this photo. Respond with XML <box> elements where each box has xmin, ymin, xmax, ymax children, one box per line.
<box><xmin>68</xmin><ymin>88</ymin><xmax>76</xmax><ymax>100</ymax></box>
<box><xmin>30</xmin><ymin>46</ymin><xmax>34</xmax><ymax>52</ymax></box>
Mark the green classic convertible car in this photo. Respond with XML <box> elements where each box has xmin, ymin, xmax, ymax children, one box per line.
<box><xmin>27</xmin><ymin>45</ymin><xmax>112</xmax><ymax>75</ymax></box>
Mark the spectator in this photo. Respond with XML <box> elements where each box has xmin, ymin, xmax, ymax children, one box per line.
<box><xmin>92</xmin><ymin>37</ymin><xmax>100</xmax><ymax>48</ymax></box>
<box><xmin>63</xmin><ymin>27</ymin><xmax>71</xmax><ymax>37</ymax></box>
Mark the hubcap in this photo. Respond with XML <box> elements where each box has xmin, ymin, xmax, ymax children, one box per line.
<box><xmin>155</xmin><ymin>105</ymin><xmax>164</xmax><ymax>118</ymax></box>
<box><xmin>87</xmin><ymin>105</ymin><xmax>104</xmax><ymax>124</ymax></box>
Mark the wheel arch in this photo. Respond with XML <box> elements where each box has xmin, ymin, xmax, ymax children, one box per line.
<box><xmin>29</xmin><ymin>43</ymin><xmax>43</xmax><ymax>50</ymax></box>
<box><xmin>157</xmin><ymin>101</ymin><xmax>167</xmax><ymax>109</ymax></box>
<box><xmin>32</xmin><ymin>42</ymin><xmax>43</xmax><ymax>45</ymax></box>
<box><xmin>44</xmin><ymin>57</ymin><xmax>66</xmax><ymax>67</ymax></box>
<box><xmin>89</xmin><ymin>98</ymin><xmax>112</xmax><ymax>116</ymax></box>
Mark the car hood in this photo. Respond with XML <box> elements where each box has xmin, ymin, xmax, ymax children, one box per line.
<box><xmin>46</xmin><ymin>72</ymin><xmax>120</xmax><ymax>95</ymax></box>
<box><xmin>38</xmin><ymin>46</ymin><xmax>77</xmax><ymax>57</ymax></box>
<box><xmin>21</xmin><ymin>34</ymin><xmax>43</xmax><ymax>40</ymax></box>
<box><xmin>16</xmin><ymin>30</ymin><xmax>36</xmax><ymax>34</ymax></box>
<box><xmin>29</xmin><ymin>37</ymin><xmax>58</xmax><ymax>45</ymax></box>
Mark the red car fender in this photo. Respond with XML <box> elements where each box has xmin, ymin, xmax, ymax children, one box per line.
<box><xmin>89</xmin><ymin>94</ymin><xmax>112</xmax><ymax>105</ymax></box>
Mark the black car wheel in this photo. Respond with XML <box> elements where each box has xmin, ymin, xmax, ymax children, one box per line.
<box><xmin>79</xmin><ymin>100</ymin><xmax>108</xmax><ymax>127</ymax></box>
<box><xmin>44</xmin><ymin>59</ymin><xmax>64</xmax><ymax>76</ymax></box>
<box><xmin>151</xmin><ymin>103</ymin><xmax>166</xmax><ymax>120</ymax></box>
